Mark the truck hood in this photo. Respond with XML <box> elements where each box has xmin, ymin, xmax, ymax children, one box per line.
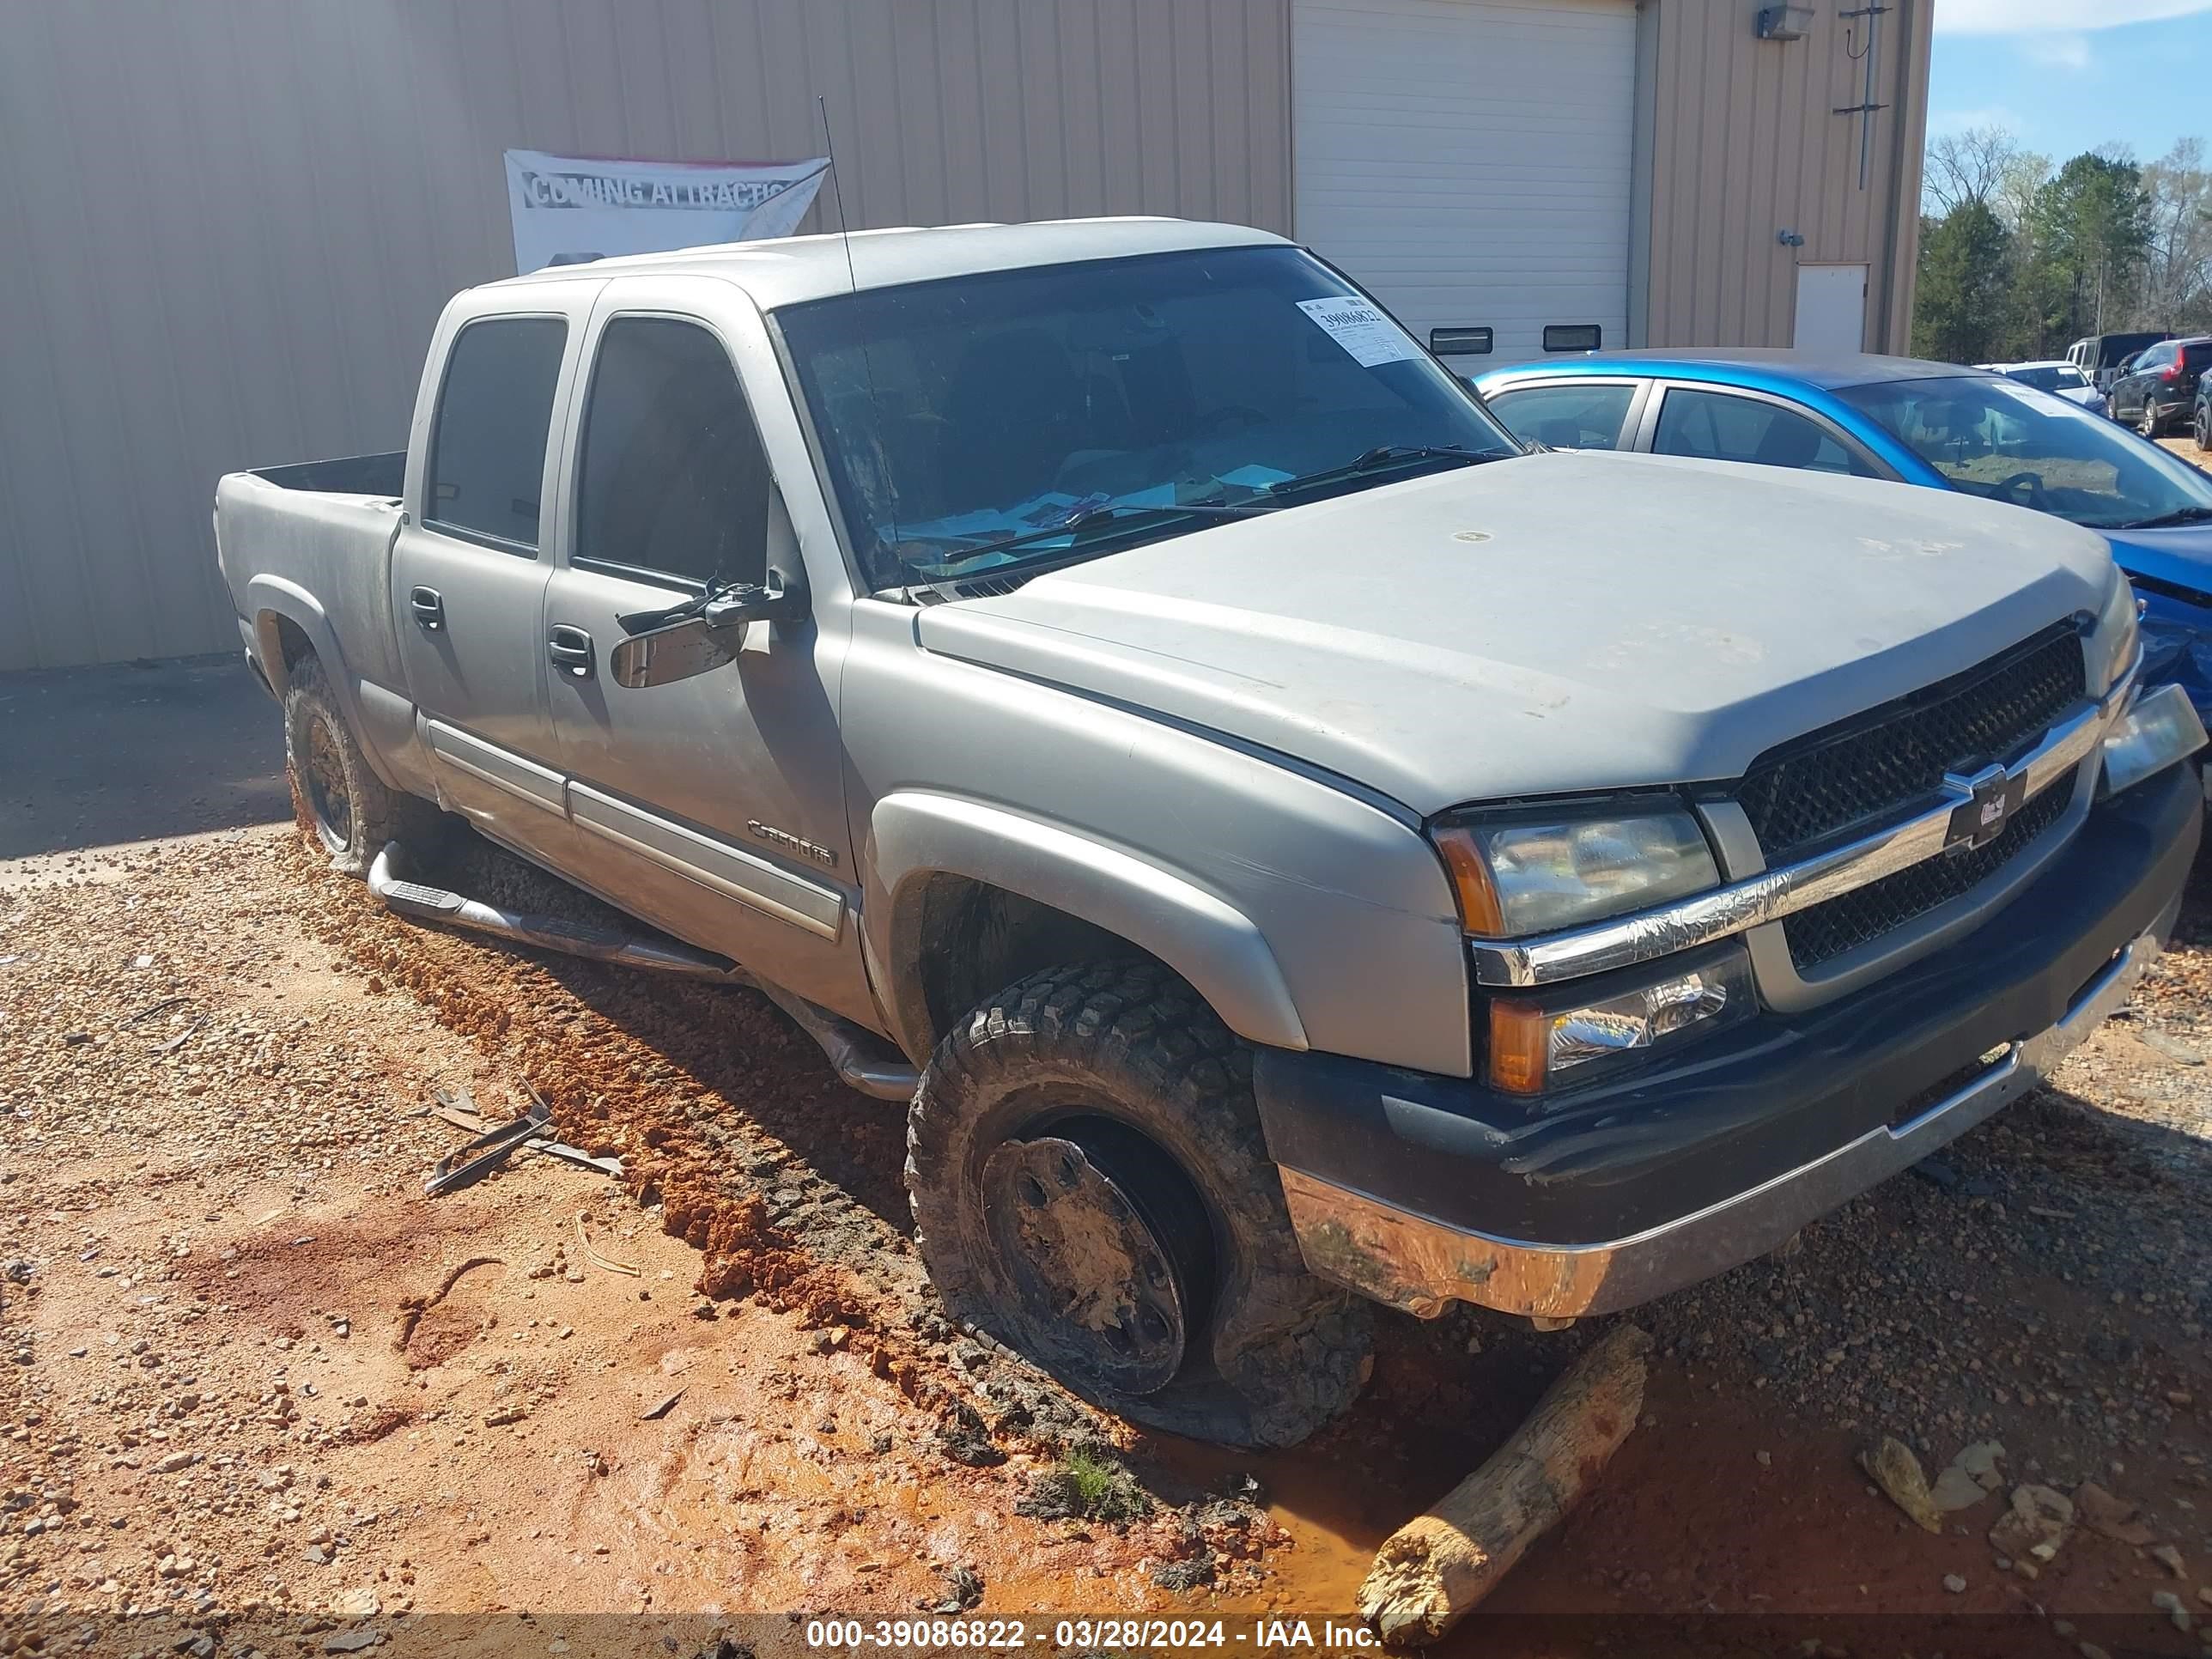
<box><xmin>914</xmin><ymin>451</ymin><xmax>2117</xmax><ymax>817</ymax></box>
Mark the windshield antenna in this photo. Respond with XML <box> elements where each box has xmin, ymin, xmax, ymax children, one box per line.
<box><xmin>817</xmin><ymin>94</ymin><xmax>905</xmax><ymax>584</ymax></box>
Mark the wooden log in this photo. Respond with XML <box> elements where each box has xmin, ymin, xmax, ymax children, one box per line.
<box><xmin>1356</xmin><ymin>1322</ymin><xmax>1654</xmax><ymax>1645</ymax></box>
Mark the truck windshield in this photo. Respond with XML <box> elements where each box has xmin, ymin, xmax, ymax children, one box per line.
<box><xmin>1837</xmin><ymin>374</ymin><xmax>2212</xmax><ymax>530</ymax></box>
<box><xmin>775</xmin><ymin>246</ymin><xmax>1521</xmax><ymax>590</ymax></box>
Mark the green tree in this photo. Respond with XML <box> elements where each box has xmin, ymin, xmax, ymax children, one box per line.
<box><xmin>1912</xmin><ymin>199</ymin><xmax>2014</xmax><ymax>363</ymax></box>
<box><xmin>2028</xmin><ymin>152</ymin><xmax>2154</xmax><ymax>340</ymax></box>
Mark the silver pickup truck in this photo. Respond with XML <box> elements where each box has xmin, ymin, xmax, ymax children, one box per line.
<box><xmin>216</xmin><ymin>217</ymin><xmax>2205</xmax><ymax>1448</ymax></box>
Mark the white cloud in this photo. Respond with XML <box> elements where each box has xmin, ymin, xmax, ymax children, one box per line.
<box><xmin>1927</xmin><ymin>105</ymin><xmax>2025</xmax><ymax>133</ymax></box>
<box><xmin>1936</xmin><ymin>0</ymin><xmax>2212</xmax><ymax>33</ymax></box>
<box><xmin>2021</xmin><ymin>31</ymin><xmax>2093</xmax><ymax>66</ymax></box>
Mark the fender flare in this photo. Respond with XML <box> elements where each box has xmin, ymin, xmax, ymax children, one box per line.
<box><xmin>245</xmin><ymin>575</ymin><xmax>404</xmax><ymax>792</ymax></box>
<box><xmin>867</xmin><ymin>791</ymin><xmax>1309</xmax><ymax>1056</ymax></box>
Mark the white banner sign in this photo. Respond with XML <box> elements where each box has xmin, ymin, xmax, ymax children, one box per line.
<box><xmin>503</xmin><ymin>149</ymin><xmax>830</xmax><ymax>273</ymax></box>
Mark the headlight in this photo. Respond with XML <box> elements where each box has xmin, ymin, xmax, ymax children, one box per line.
<box><xmin>1432</xmin><ymin>805</ymin><xmax>1721</xmax><ymax>938</ymax></box>
<box><xmin>1486</xmin><ymin>944</ymin><xmax>1755</xmax><ymax>1097</ymax></box>
<box><xmin>2101</xmin><ymin>681</ymin><xmax>2208</xmax><ymax>799</ymax></box>
<box><xmin>2088</xmin><ymin>571</ymin><xmax>2142</xmax><ymax>695</ymax></box>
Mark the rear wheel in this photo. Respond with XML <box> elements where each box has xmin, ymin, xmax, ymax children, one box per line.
<box><xmin>2141</xmin><ymin>395</ymin><xmax>2166</xmax><ymax>439</ymax></box>
<box><xmin>282</xmin><ymin>654</ymin><xmax>442</xmax><ymax>878</ymax></box>
<box><xmin>906</xmin><ymin>960</ymin><xmax>1372</xmax><ymax>1449</ymax></box>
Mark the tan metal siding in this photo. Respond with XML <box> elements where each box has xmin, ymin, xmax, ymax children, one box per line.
<box><xmin>0</xmin><ymin>0</ymin><xmax>1293</xmax><ymax>672</ymax></box>
<box><xmin>1638</xmin><ymin>0</ymin><xmax>1930</xmax><ymax>354</ymax></box>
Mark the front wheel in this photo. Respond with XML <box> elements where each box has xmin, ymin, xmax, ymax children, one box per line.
<box><xmin>2195</xmin><ymin>402</ymin><xmax>2210</xmax><ymax>453</ymax></box>
<box><xmin>905</xmin><ymin>961</ymin><xmax>1371</xmax><ymax>1449</ymax></box>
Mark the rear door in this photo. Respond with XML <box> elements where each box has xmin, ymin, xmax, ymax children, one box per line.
<box><xmin>392</xmin><ymin>282</ymin><xmax>599</xmax><ymax>865</ymax></box>
<box><xmin>541</xmin><ymin>278</ymin><xmax>863</xmax><ymax>1014</ymax></box>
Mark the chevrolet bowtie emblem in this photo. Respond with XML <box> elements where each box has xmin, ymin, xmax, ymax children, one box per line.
<box><xmin>1943</xmin><ymin>763</ymin><xmax>2027</xmax><ymax>854</ymax></box>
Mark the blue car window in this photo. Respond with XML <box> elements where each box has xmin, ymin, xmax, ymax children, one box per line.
<box><xmin>1485</xmin><ymin>382</ymin><xmax>1636</xmax><ymax>451</ymax></box>
<box><xmin>1652</xmin><ymin>388</ymin><xmax>1874</xmax><ymax>477</ymax></box>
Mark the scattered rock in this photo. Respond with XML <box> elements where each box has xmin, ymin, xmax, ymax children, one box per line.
<box><xmin>2152</xmin><ymin>1543</ymin><xmax>2186</xmax><ymax>1578</ymax></box>
<box><xmin>933</xmin><ymin>1401</ymin><xmax>1005</xmax><ymax>1469</ymax></box>
<box><xmin>1942</xmin><ymin>1573</ymin><xmax>1966</xmax><ymax>1594</ymax></box>
<box><xmin>2072</xmin><ymin>1481</ymin><xmax>2152</xmax><ymax>1546</ymax></box>
<box><xmin>1954</xmin><ymin>1440</ymin><xmax>2006</xmax><ymax>1491</ymax></box>
<box><xmin>1931</xmin><ymin>1464</ymin><xmax>1991</xmax><ymax>1512</ymax></box>
<box><xmin>331</xmin><ymin>1587</ymin><xmax>379</xmax><ymax>1619</ymax></box>
<box><xmin>1989</xmin><ymin>1485</ymin><xmax>2074</xmax><ymax>1564</ymax></box>
<box><xmin>1862</xmin><ymin>1436</ymin><xmax>1943</xmax><ymax>1534</ymax></box>
<box><xmin>153</xmin><ymin>1450</ymin><xmax>196</xmax><ymax>1474</ymax></box>
<box><xmin>920</xmin><ymin>1564</ymin><xmax>983</xmax><ymax>1613</ymax></box>
<box><xmin>2151</xmin><ymin>1589</ymin><xmax>2192</xmax><ymax>1633</ymax></box>
<box><xmin>1153</xmin><ymin>1556</ymin><xmax>1217</xmax><ymax>1591</ymax></box>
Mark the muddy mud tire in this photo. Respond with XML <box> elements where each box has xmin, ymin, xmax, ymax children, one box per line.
<box><xmin>282</xmin><ymin>654</ymin><xmax>441</xmax><ymax>879</ymax></box>
<box><xmin>906</xmin><ymin>959</ymin><xmax>1372</xmax><ymax>1449</ymax></box>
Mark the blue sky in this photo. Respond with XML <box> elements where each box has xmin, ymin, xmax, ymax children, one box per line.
<box><xmin>1930</xmin><ymin>0</ymin><xmax>2212</xmax><ymax>164</ymax></box>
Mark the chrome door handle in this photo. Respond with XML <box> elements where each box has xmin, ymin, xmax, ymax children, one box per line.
<box><xmin>548</xmin><ymin>625</ymin><xmax>594</xmax><ymax>678</ymax></box>
<box><xmin>408</xmin><ymin>586</ymin><xmax>445</xmax><ymax>631</ymax></box>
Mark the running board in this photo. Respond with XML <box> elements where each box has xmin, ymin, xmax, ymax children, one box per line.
<box><xmin>368</xmin><ymin>842</ymin><xmax>919</xmax><ymax>1102</ymax></box>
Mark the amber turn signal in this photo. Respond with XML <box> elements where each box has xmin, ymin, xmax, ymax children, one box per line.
<box><xmin>1431</xmin><ymin>825</ymin><xmax>1507</xmax><ymax>936</ymax></box>
<box><xmin>1486</xmin><ymin>998</ymin><xmax>1551</xmax><ymax>1095</ymax></box>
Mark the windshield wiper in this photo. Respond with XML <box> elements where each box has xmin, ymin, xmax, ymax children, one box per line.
<box><xmin>2107</xmin><ymin>506</ymin><xmax>2212</xmax><ymax>531</ymax></box>
<box><xmin>927</xmin><ymin>500</ymin><xmax>1273</xmax><ymax>571</ymax></box>
<box><xmin>1263</xmin><ymin>444</ymin><xmax>1496</xmax><ymax>500</ymax></box>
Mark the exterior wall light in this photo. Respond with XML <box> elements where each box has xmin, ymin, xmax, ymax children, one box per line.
<box><xmin>1757</xmin><ymin>4</ymin><xmax>1814</xmax><ymax>39</ymax></box>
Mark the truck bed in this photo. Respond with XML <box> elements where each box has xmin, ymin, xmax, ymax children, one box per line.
<box><xmin>248</xmin><ymin>450</ymin><xmax>405</xmax><ymax>497</ymax></box>
<box><xmin>213</xmin><ymin>455</ymin><xmax>414</xmax><ymax>774</ymax></box>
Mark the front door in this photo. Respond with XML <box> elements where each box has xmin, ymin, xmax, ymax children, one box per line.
<box><xmin>392</xmin><ymin>295</ymin><xmax>595</xmax><ymax>867</ymax></box>
<box><xmin>1793</xmin><ymin>264</ymin><xmax>1869</xmax><ymax>354</ymax></box>
<box><xmin>542</xmin><ymin>291</ymin><xmax>865</xmax><ymax>1019</ymax></box>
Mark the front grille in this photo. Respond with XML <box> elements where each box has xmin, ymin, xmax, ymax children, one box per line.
<box><xmin>1784</xmin><ymin>768</ymin><xmax>2078</xmax><ymax>971</ymax></box>
<box><xmin>1735</xmin><ymin>625</ymin><xmax>2086</xmax><ymax>861</ymax></box>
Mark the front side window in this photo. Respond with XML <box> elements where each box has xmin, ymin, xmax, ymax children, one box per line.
<box><xmin>775</xmin><ymin>246</ymin><xmax>1522</xmax><ymax>590</ymax></box>
<box><xmin>1838</xmin><ymin>374</ymin><xmax>2212</xmax><ymax>529</ymax></box>
<box><xmin>1651</xmin><ymin>388</ymin><xmax>1872</xmax><ymax>477</ymax></box>
<box><xmin>574</xmin><ymin>318</ymin><xmax>772</xmax><ymax>588</ymax></box>
<box><xmin>428</xmin><ymin>318</ymin><xmax>568</xmax><ymax>551</ymax></box>
<box><xmin>1485</xmin><ymin>382</ymin><xmax>1637</xmax><ymax>451</ymax></box>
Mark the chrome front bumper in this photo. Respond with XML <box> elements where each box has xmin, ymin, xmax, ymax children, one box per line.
<box><xmin>1281</xmin><ymin>926</ymin><xmax>2164</xmax><ymax>1321</ymax></box>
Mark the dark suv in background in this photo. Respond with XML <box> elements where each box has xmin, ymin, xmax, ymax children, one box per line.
<box><xmin>2111</xmin><ymin>337</ymin><xmax>2211</xmax><ymax>437</ymax></box>
<box><xmin>2069</xmin><ymin>330</ymin><xmax>2172</xmax><ymax>395</ymax></box>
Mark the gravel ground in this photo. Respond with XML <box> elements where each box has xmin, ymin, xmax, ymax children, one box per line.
<box><xmin>5</xmin><ymin>736</ymin><xmax>2212</xmax><ymax>1655</ymax></box>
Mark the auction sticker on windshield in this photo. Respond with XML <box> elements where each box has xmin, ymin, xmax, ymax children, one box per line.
<box><xmin>1296</xmin><ymin>296</ymin><xmax>1421</xmax><ymax>368</ymax></box>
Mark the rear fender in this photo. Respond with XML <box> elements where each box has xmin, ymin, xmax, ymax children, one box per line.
<box><xmin>246</xmin><ymin>575</ymin><xmax>406</xmax><ymax>792</ymax></box>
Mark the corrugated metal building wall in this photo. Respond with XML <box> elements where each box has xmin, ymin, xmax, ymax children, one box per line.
<box><xmin>0</xmin><ymin>0</ymin><xmax>1926</xmax><ymax>674</ymax></box>
<box><xmin>0</xmin><ymin>0</ymin><xmax>1291</xmax><ymax>672</ymax></box>
<box><xmin>1638</xmin><ymin>0</ymin><xmax>1933</xmax><ymax>355</ymax></box>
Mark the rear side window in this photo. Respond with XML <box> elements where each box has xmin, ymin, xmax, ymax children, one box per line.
<box><xmin>2183</xmin><ymin>343</ymin><xmax>2211</xmax><ymax>371</ymax></box>
<box><xmin>428</xmin><ymin>318</ymin><xmax>568</xmax><ymax>552</ymax></box>
<box><xmin>1652</xmin><ymin>388</ymin><xmax>1874</xmax><ymax>477</ymax></box>
<box><xmin>574</xmin><ymin>318</ymin><xmax>773</xmax><ymax>588</ymax></box>
<box><xmin>1485</xmin><ymin>382</ymin><xmax>1636</xmax><ymax>451</ymax></box>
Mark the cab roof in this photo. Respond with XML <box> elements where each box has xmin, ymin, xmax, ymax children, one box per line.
<box><xmin>482</xmin><ymin>216</ymin><xmax>1290</xmax><ymax>311</ymax></box>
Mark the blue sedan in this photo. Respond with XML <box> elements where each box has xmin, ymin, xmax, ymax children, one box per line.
<box><xmin>1468</xmin><ymin>349</ymin><xmax>2212</xmax><ymax>714</ymax></box>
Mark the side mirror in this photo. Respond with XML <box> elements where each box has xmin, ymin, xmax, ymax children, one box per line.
<box><xmin>610</xmin><ymin>568</ymin><xmax>807</xmax><ymax>690</ymax></box>
<box><xmin>610</xmin><ymin>613</ymin><xmax>745</xmax><ymax>690</ymax></box>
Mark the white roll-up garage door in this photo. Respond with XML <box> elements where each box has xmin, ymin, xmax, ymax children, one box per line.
<box><xmin>1292</xmin><ymin>0</ymin><xmax>1638</xmax><ymax>366</ymax></box>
